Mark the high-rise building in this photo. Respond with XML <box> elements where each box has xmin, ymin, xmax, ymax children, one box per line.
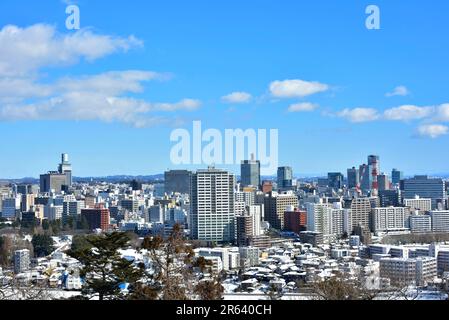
<box><xmin>277</xmin><ymin>167</ymin><xmax>293</xmax><ymax>190</ymax></box>
<box><xmin>40</xmin><ymin>172</ymin><xmax>68</xmax><ymax>193</ymax></box>
<box><xmin>404</xmin><ymin>196</ymin><xmax>432</xmax><ymax>213</ymax></box>
<box><xmin>130</xmin><ymin>180</ymin><xmax>143</xmax><ymax>191</ymax></box>
<box><xmin>62</xmin><ymin>200</ymin><xmax>85</xmax><ymax>221</ymax></box>
<box><xmin>410</xmin><ymin>213</ymin><xmax>432</xmax><ymax>234</ymax></box>
<box><xmin>1</xmin><ymin>196</ymin><xmax>20</xmax><ymax>220</ymax></box>
<box><xmin>429</xmin><ymin>211</ymin><xmax>449</xmax><ymax>233</ymax></box>
<box><xmin>379</xmin><ymin>190</ymin><xmax>401</xmax><ymax>207</ymax></box>
<box><xmin>347</xmin><ymin>167</ymin><xmax>360</xmax><ymax>189</ymax></box>
<box><xmin>371</xmin><ymin>207</ymin><xmax>410</xmax><ymax>233</ymax></box>
<box><xmin>359</xmin><ymin>164</ymin><xmax>371</xmax><ymax>193</ymax></box>
<box><xmin>190</xmin><ymin>167</ymin><xmax>235</xmax><ymax>243</ymax></box>
<box><xmin>17</xmin><ymin>184</ymin><xmax>33</xmax><ymax>195</ymax></box>
<box><xmin>283</xmin><ymin>207</ymin><xmax>307</xmax><ymax>234</ymax></box>
<box><xmin>306</xmin><ymin>202</ymin><xmax>331</xmax><ymax>237</ymax></box>
<box><xmin>328</xmin><ymin>172</ymin><xmax>344</xmax><ymax>190</ymax></box>
<box><xmin>147</xmin><ymin>204</ymin><xmax>165</xmax><ymax>223</ymax></box>
<box><xmin>402</xmin><ymin>176</ymin><xmax>446</xmax><ymax>209</ymax></box>
<box><xmin>81</xmin><ymin>205</ymin><xmax>111</xmax><ymax>231</ymax></box>
<box><xmin>236</xmin><ymin>215</ymin><xmax>254</xmax><ymax>246</ymax></box>
<box><xmin>14</xmin><ymin>249</ymin><xmax>30</xmax><ymax>274</ymax></box>
<box><xmin>378</xmin><ymin>173</ymin><xmax>390</xmax><ymax>191</ymax></box>
<box><xmin>58</xmin><ymin>153</ymin><xmax>72</xmax><ymax>187</ymax></box>
<box><xmin>350</xmin><ymin>198</ymin><xmax>373</xmax><ymax>232</ymax></box>
<box><xmin>164</xmin><ymin>170</ymin><xmax>192</xmax><ymax>195</ymax></box>
<box><xmin>20</xmin><ymin>194</ymin><xmax>35</xmax><ymax>213</ymax></box>
<box><xmin>44</xmin><ymin>204</ymin><xmax>63</xmax><ymax>221</ymax></box>
<box><xmin>264</xmin><ymin>191</ymin><xmax>299</xmax><ymax>230</ymax></box>
<box><xmin>120</xmin><ymin>199</ymin><xmax>139</xmax><ymax>213</ymax></box>
<box><xmin>392</xmin><ymin>169</ymin><xmax>404</xmax><ymax>185</ymax></box>
<box><xmin>241</xmin><ymin>154</ymin><xmax>261</xmax><ymax>189</ymax></box>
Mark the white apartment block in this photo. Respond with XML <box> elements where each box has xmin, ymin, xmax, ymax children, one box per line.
<box><xmin>14</xmin><ymin>249</ymin><xmax>30</xmax><ymax>274</ymax></box>
<box><xmin>429</xmin><ymin>211</ymin><xmax>449</xmax><ymax>233</ymax></box>
<box><xmin>371</xmin><ymin>207</ymin><xmax>410</xmax><ymax>233</ymax></box>
<box><xmin>196</xmin><ymin>248</ymin><xmax>230</xmax><ymax>271</ymax></box>
<box><xmin>306</xmin><ymin>202</ymin><xmax>350</xmax><ymax>240</ymax></box>
<box><xmin>404</xmin><ymin>196</ymin><xmax>432</xmax><ymax>213</ymax></box>
<box><xmin>380</xmin><ymin>257</ymin><xmax>437</xmax><ymax>287</ymax></box>
<box><xmin>409</xmin><ymin>213</ymin><xmax>432</xmax><ymax>234</ymax></box>
<box><xmin>247</xmin><ymin>204</ymin><xmax>263</xmax><ymax>236</ymax></box>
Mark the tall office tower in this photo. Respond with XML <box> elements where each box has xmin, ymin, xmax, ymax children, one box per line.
<box><xmin>81</xmin><ymin>205</ymin><xmax>111</xmax><ymax>231</ymax></box>
<box><xmin>130</xmin><ymin>179</ymin><xmax>143</xmax><ymax>191</ymax></box>
<box><xmin>402</xmin><ymin>176</ymin><xmax>445</xmax><ymax>209</ymax></box>
<box><xmin>392</xmin><ymin>169</ymin><xmax>404</xmax><ymax>185</ymax></box>
<box><xmin>328</xmin><ymin>172</ymin><xmax>344</xmax><ymax>190</ymax></box>
<box><xmin>241</xmin><ymin>154</ymin><xmax>261</xmax><ymax>189</ymax></box>
<box><xmin>164</xmin><ymin>170</ymin><xmax>192</xmax><ymax>194</ymax></box>
<box><xmin>368</xmin><ymin>155</ymin><xmax>380</xmax><ymax>196</ymax></box>
<box><xmin>58</xmin><ymin>153</ymin><xmax>72</xmax><ymax>187</ymax></box>
<box><xmin>350</xmin><ymin>198</ymin><xmax>373</xmax><ymax>232</ymax></box>
<box><xmin>17</xmin><ymin>184</ymin><xmax>33</xmax><ymax>195</ymax></box>
<box><xmin>359</xmin><ymin>164</ymin><xmax>371</xmax><ymax>194</ymax></box>
<box><xmin>264</xmin><ymin>192</ymin><xmax>299</xmax><ymax>230</ymax></box>
<box><xmin>20</xmin><ymin>194</ymin><xmax>35</xmax><ymax>212</ymax></box>
<box><xmin>277</xmin><ymin>167</ymin><xmax>293</xmax><ymax>190</ymax></box>
<box><xmin>379</xmin><ymin>190</ymin><xmax>401</xmax><ymax>207</ymax></box>
<box><xmin>1</xmin><ymin>196</ymin><xmax>20</xmax><ymax>220</ymax></box>
<box><xmin>378</xmin><ymin>173</ymin><xmax>390</xmax><ymax>191</ymax></box>
<box><xmin>40</xmin><ymin>172</ymin><xmax>69</xmax><ymax>193</ymax></box>
<box><xmin>347</xmin><ymin>167</ymin><xmax>360</xmax><ymax>189</ymax></box>
<box><xmin>190</xmin><ymin>167</ymin><xmax>236</xmax><ymax>243</ymax></box>
<box><xmin>14</xmin><ymin>249</ymin><xmax>30</xmax><ymax>274</ymax></box>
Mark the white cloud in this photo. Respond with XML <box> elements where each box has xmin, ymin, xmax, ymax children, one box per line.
<box><xmin>221</xmin><ymin>92</ymin><xmax>252</xmax><ymax>104</ymax></box>
<box><xmin>384</xmin><ymin>105</ymin><xmax>434</xmax><ymax>121</ymax></box>
<box><xmin>269</xmin><ymin>79</ymin><xmax>329</xmax><ymax>98</ymax></box>
<box><xmin>417</xmin><ymin>124</ymin><xmax>449</xmax><ymax>139</ymax></box>
<box><xmin>337</xmin><ymin>108</ymin><xmax>380</xmax><ymax>123</ymax></box>
<box><xmin>288</xmin><ymin>102</ymin><xmax>319</xmax><ymax>112</ymax></box>
<box><xmin>386</xmin><ymin>85</ymin><xmax>410</xmax><ymax>97</ymax></box>
<box><xmin>153</xmin><ymin>99</ymin><xmax>201</xmax><ymax>112</ymax></box>
<box><xmin>436</xmin><ymin>103</ymin><xmax>449</xmax><ymax>122</ymax></box>
<box><xmin>0</xmin><ymin>24</ymin><xmax>200</xmax><ymax>127</ymax></box>
<box><xmin>0</xmin><ymin>24</ymin><xmax>142</xmax><ymax>77</ymax></box>
<box><xmin>0</xmin><ymin>88</ymin><xmax>200</xmax><ymax>128</ymax></box>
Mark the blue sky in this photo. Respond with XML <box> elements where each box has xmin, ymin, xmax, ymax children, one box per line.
<box><xmin>1</xmin><ymin>0</ymin><xmax>449</xmax><ymax>178</ymax></box>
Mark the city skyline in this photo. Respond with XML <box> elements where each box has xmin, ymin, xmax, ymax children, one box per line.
<box><xmin>1</xmin><ymin>1</ymin><xmax>449</xmax><ymax>178</ymax></box>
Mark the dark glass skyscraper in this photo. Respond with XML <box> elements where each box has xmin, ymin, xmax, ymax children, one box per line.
<box><xmin>347</xmin><ymin>167</ymin><xmax>359</xmax><ymax>189</ymax></box>
<box><xmin>277</xmin><ymin>166</ymin><xmax>293</xmax><ymax>190</ymax></box>
<box><xmin>392</xmin><ymin>169</ymin><xmax>404</xmax><ymax>185</ymax></box>
<box><xmin>328</xmin><ymin>172</ymin><xmax>344</xmax><ymax>189</ymax></box>
<box><xmin>241</xmin><ymin>155</ymin><xmax>260</xmax><ymax>188</ymax></box>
